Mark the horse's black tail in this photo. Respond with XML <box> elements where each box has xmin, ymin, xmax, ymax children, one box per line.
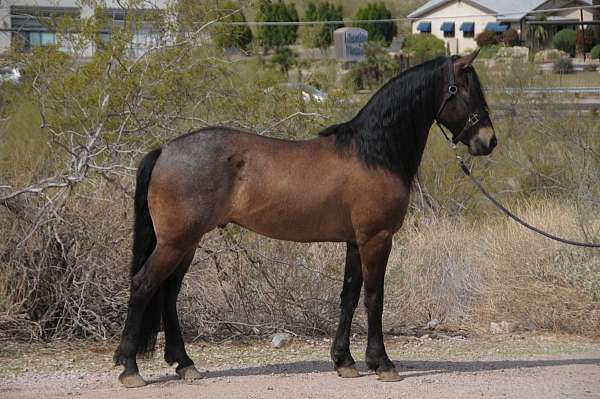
<box><xmin>130</xmin><ymin>147</ymin><xmax>162</xmax><ymax>356</ymax></box>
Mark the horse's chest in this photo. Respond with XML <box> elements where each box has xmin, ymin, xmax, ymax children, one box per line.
<box><xmin>348</xmin><ymin>179</ymin><xmax>409</xmax><ymax>233</ymax></box>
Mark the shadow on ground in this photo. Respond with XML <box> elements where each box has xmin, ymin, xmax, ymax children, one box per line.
<box><xmin>199</xmin><ymin>358</ymin><xmax>600</xmax><ymax>380</ymax></box>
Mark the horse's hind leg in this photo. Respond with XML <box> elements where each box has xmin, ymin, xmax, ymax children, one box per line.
<box><xmin>331</xmin><ymin>242</ymin><xmax>363</xmax><ymax>378</ymax></box>
<box><xmin>116</xmin><ymin>243</ymin><xmax>191</xmax><ymax>388</ymax></box>
<box><xmin>163</xmin><ymin>250</ymin><xmax>202</xmax><ymax>380</ymax></box>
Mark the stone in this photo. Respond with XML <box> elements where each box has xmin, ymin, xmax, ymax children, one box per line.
<box><xmin>426</xmin><ymin>319</ymin><xmax>440</xmax><ymax>330</ymax></box>
<box><xmin>534</xmin><ymin>49</ymin><xmax>569</xmax><ymax>64</ymax></box>
<box><xmin>495</xmin><ymin>46</ymin><xmax>529</xmax><ymax>62</ymax></box>
<box><xmin>271</xmin><ymin>333</ymin><xmax>292</xmax><ymax>348</ymax></box>
<box><xmin>490</xmin><ymin>321</ymin><xmax>519</xmax><ymax>334</ymax></box>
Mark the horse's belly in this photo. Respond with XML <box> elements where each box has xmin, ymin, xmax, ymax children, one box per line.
<box><xmin>229</xmin><ymin>195</ymin><xmax>354</xmax><ymax>243</ymax></box>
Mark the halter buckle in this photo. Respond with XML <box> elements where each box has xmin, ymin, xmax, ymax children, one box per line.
<box><xmin>448</xmin><ymin>85</ymin><xmax>458</xmax><ymax>95</ymax></box>
<box><xmin>468</xmin><ymin>113</ymin><xmax>479</xmax><ymax>126</ymax></box>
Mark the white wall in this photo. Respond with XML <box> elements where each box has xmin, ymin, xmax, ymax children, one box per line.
<box><xmin>0</xmin><ymin>6</ymin><xmax>10</xmax><ymax>53</ymax></box>
<box><xmin>411</xmin><ymin>1</ymin><xmax>498</xmax><ymax>54</ymax></box>
<box><xmin>0</xmin><ymin>0</ymin><xmax>172</xmax><ymax>54</ymax></box>
<box><xmin>554</xmin><ymin>7</ymin><xmax>593</xmax><ymax>22</ymax></box>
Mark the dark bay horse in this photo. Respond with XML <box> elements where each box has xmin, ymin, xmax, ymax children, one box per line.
<box><xmin>114</xmin><ymin>51</ymin><xmax>496</xmax><ymax>387</ymax></box>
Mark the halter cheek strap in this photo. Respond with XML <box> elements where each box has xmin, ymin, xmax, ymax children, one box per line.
<box><xmin>435</xmin><ymin>58</ymin><xmax>483</xmax><ymax>145</ymax></box>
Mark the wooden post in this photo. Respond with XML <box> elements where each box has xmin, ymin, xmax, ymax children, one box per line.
<box><xmin>580</xmin><ymin>8</ymin><xmax>586</xmax><ymax>61</ymax></box>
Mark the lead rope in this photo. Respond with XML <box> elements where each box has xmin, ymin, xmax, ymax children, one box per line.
<box><xmin>437</xmin><ymin>127</ymin><xmax>600</xmax><ymax>248</ymax></box>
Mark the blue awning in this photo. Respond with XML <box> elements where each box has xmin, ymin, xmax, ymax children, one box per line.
<box><xmin>417</xmin><ymin>22</ymin><xmax>431</xmax><ymax>32</ymax></box>
<box><xmin>460</xmin><ymin>22</ymin><xmax>474</xmax><ymax>32</ymax></box>
<box><xmin>485</xmin><ymin>22</ymin><xmax>508</xmax><ymax>32</ymax></box>
<box><xmin>440</xmin><ymin>22</ymin><xmax>455</xmax><ymax>32</ymax></box>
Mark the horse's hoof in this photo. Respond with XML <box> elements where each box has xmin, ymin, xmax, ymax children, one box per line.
<box><xmin>377</xmin><ymin>369</ymin><xmax>402</xmax><ymax>382</ymax></box>
<box><xmin>177</xmin><ymin>365</ymin><xmax>203</xmax><ymax>380</ymax></box>
<box><xmin>336</xmin><ymin>366</ymin><xmax>360</xmax><ymax>378</ymax></box>
<box><xmin>119</xmin><ymin>371</ymin><xmax>147</xmax><ymax>388</ymax></box>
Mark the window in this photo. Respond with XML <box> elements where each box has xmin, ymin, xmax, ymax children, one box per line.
<box><xmin>29</xmin><ymin>31</ymin><xmax>56</xmax><ymax>46</ymax></box>
<box><xmin>460</xmin><ymin>22</ymin><xmax>475</xmax><ymax>38</ymax></box>
<box><xmin>441</xmin><ymin>22</ymin><xmax>455</xmax><ymax>38</ymax></box>
<box><xmin>417</xmin><ymin>21</ymin><xmax>431</xmax><ymax>33</ymax></box>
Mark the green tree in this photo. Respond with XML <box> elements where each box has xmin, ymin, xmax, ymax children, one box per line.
<box><xmin>256</xmin><ymin>0</ymin><xmax>299</xmax><ymax>51</ymax></box>
<box><xmin>212</xmin><ymin>2</ymin><xmax>253</xmax><ymax>50</ymax></box>
<box><xmin>353</xmin><ymin>2</ymin><xmax>397</xmax><ymax>46</ymax></box>
<box><xmin>301</xmin><ymin>2</ymin><xmax>343</xmax><ymax>51</ymax></box>
<box><xmin>403</xmin><ymin>33</ymin><xmax>445</xmax><ymax>63</ymax></box>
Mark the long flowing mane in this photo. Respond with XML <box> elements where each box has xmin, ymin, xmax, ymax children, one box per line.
<box><xmin>320</xmin><ymin>56</ymin><xmax>451</xmax><ymax>186</ymax></box>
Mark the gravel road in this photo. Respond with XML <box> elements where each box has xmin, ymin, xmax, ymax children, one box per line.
<box><xmin>1</xmin><ymin>333</ymin><xmax>599</xmax><ymax>399</ymax></box>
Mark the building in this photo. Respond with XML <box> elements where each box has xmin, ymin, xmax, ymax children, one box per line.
<box><xmin>407</xmin><ymin>0</ymin><xmax>594</xmax><ymax>54</ymax></box>
<box><xmin>0</xmin><ymin>0</ymin><xmax>170</xmax><ymax>56</ymax></box>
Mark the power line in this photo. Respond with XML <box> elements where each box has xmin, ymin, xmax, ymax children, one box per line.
<box><xmin>0</xmin><ymin>3</ymin><xmax>598</xmax><ymax>31</ymax></box>
<box><xmin>222</xmin><ymin>4</ymin><xmax>600</xmax><ymax>25</ymax></box>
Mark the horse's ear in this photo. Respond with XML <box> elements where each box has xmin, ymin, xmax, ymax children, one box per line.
<box><xmin>455</xmin><ymin>49</ymin><xmax>480</xmax><ymax>70</ymax></box>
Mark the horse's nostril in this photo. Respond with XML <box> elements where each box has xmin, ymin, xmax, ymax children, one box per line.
<box><xmin>490</xmin><ymin>135</ymin><xmax>497</xmax><ymax>148</ymax></box>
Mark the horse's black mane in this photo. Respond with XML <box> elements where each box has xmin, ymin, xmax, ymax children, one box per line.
<box><xmin>320</xmin><ymin>56</ymin><xmax>454</xmax><ymax>186</ymax></box>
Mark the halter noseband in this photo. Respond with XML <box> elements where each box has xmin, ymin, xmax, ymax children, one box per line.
<box><xmin>435</xmin><ymin>57</ymin><xmax>484</xmax><ymax>145</ymax></box>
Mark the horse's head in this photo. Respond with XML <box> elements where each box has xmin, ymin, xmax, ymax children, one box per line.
<box><xmin>436</xmin><ymin>50</ymin><xmax>497</xmax><ymax>156</ymax></box>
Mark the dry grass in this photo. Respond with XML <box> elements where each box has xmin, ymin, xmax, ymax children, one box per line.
<box><xmin>385</xmin><ymin>199</ymin><xmax>600</xmax><ymax>335</ymax></box>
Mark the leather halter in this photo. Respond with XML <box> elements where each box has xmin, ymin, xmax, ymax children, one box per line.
<box><xmin>435</xmin><ymin>57</ymin><xmax>485</xmax><ymax>145</ymax></box>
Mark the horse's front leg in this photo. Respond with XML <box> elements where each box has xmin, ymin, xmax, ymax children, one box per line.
<box><xmin>331</xmin><ymin>242</ymin><xmax>363</xmax><ymax>378</ymax></box>
<box><xmin>358</xmin><ymin>231</ymin><xmax>401</xmax><ymax>382</ymax></box>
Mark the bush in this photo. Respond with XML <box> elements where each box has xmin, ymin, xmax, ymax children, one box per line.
<box><xmin>301</xmin><ymin>1</ymin><xmax>344</xmax><ymax>51</ymax></box>
<box><xmin>271</xmin><ymin>46</ymin><xmax>299</xmax><ymax>75</ymax></box>
<box><xmin>553</xmin><ymin>57</ymin><xmax>573</xmax><ymax>74</ymax></box>
<box><xmin>478</xmin><ymin>44</ymin><xmax>502</xmax><ymax>59</ymax></box>
<box><xmin>502</xmin><ymin>28</ymin><xmax>520</xmax><ymax>47</ymax></box>
<box><xmin>576</xmin><ymin>29</ymin><xmax>595</xmax><ymax>53</ymax></box>
<box><xmin>346</xmin><ymin>42</ymin><xmax>399</xmax><ymax>90</ymax></box>
<box><xmin>402</xmin><ymin>33</ymin><xmax>445</xmax><ymax>63</ymax></box>
<box><xmin>475</xmin><ymin>30</ymin><xmax>499</xmax><ymax>47</ymax></box>
<box><xmin>591</xmin><ymin>44</ymin><xmax>600</xmax><ymax>60</ymax></box>
<box><xmin>552</xmin><ymin>29</ymin><xmax>576</xmax><ymax>56</ymax></box>
<box><xmin>353</xmin><ymin>2</ymin><xmax>397</xmax><ymax>46</ymax></box>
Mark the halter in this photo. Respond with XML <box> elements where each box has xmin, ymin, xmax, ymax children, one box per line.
<box><xmin>435</xmin><ymin>57</ymin><xmax>485</xmax><ymax>145</ymax></box>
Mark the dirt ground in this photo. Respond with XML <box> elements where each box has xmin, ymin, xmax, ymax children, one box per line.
<box><xmin>1</xmin><ymin>333</ymin><xmax>599</xmax><ymax>399</ymax></box>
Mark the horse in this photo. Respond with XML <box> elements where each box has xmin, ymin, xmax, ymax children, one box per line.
<box><xmin>114</xmin><ymin>50</ymin><xmax>496</xmax><ymax>388</ymax></box>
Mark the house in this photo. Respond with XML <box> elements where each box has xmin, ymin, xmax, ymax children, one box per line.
<box><xmin>0</xmin><ymin>0</ymin><xmax>169</xmax><ymax>56</ymax></box>
<box><xmin>407</xmin><ymin>0</ymin><xmax>594</xmax><ymax>54</ymax></box>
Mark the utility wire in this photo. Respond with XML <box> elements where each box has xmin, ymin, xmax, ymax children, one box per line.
<box><xmin>222</xmin><ymin>4</ymin><xmax>600</xmax><ymax>25</ymax></box>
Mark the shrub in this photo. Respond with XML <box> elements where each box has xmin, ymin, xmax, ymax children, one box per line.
<box><xmin>353</xmin><ymin>2</ymin><xmax>397</xmax><ymax>46</ymax></box>
<box><xmin>475</xmin><ymin>30</ymin><xmax>499</xmax><ymax>47</ymax></box>
<box><xmin>552</xmin><ymin>29</ymin><xmax>576</xmax><ymax>56</ymax></box>
<box><xmin>553</xmin><ymin>57</ymin><xmax>573</xmax><ymax>74</ymax></box>
<box><xmin>402</xmin><ymin>33</ymin><xmax>445</xmax><ymax>63</ymax></box>
<box><xmin>346</xmin><ymin>42</ymin><xmax>399</xmax><ymax>90</ymax></box>
<box><xmin>576</xmin><ymin>29</ymin><xmax>595</xmax><ymax>53</ymax></box>
<box><xmin>591</xmin><ymin>44</ymin><xmax>600</xmax><ymax>60</ymax></box>
<box><xmin>478</xmin><ymin>44</ymin><xmax>502</xmax><ymax>59</ymax></box>
<box><xmin>301</xmin><ymin>1</ymin><xmax>344</xmax><ymax>51</ymax></box>
<box><xmin>502</xmin><ymin>28</ymin><xmax>520</xmax><ymax>47</ymax></box>
<box><xmin>271</xmin><ymin>46</ymin><xmax>299</xmax><ymax>75</ymax></box>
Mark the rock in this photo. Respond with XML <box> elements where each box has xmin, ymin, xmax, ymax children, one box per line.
<box><xmin>495</xmin><ymin>46</ymin><xmax>529</xmax><ymax>62</ymax></box>
<box><xmin>271</xmin><ymin>333</ymin><xmax>292</xmax><ymax>348</ymax></box>
<box><xmin>534</xmin><ymin>49</ymin><xmax>569</xmax><ymax>64</ymax></box>
<box><xmin>426</xmin><ymin>319</ymin><xmax>440</xmax><ymax>330</ymax></box>
<box><xmin>490</xmin><ymin>321</ymin><xmax>519</xmax><ymax>334</ymax></box>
